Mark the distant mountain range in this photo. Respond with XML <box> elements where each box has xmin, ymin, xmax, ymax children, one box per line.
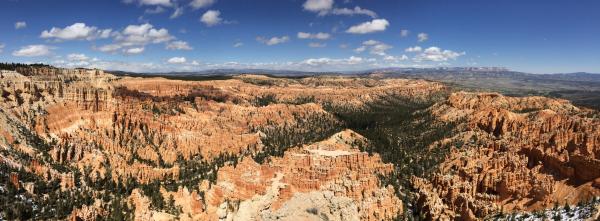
<box><xmin>109</xmin><ymin>67</ymin><xmax>600</xmax><ymax>110</ymax></box>
<box><xmin>109</xmin><ymin>67</ymin><xmax>599</xmax><ymax>79</ymax></box>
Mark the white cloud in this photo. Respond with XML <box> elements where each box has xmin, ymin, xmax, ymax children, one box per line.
<box><xmin>15</xmin><ymin>21</ymin><xmax>27</xmax><ymax>29</ymax></box>
<box><xmin>124</xmin><ymin>47</ymin><xmax>145</xmax><ymax>55</ymax></box>
<box><xmin>200</xmin><ymin>10</ymin><xmax>223</xmax><ymax>26</ymax></box>
<box><xmin>332</xmin><ymin>6</ymin><xmax>377</xmax><ymax>18</ymax></box>
<box><xmin>65</xmin><ymin>60</ymin><xmax>164</xmax><ymax>72</ymax></box>
<box><xmin>139</xmin><ymin>0</ymin><xmax>172</xmax><ymax>7</ymax></box>
<box><xmin>413</xmin><ymin>46</ymin><xmax>465</xmax><ymax>62</ymax></box>
<box><xmin>96</xmin><ymin>44</ymin><xmax>122</xmax><ymax>53</ymax></box>
<box><xmin>167</xmin><ymin>56</ymin><xmax>187</xmax><ymax>64</ymax></box>
<box><xmin>41</xmin><ymin>23</ymin><xmax>112</xmax><ymax>41</ymax></box>
<box><xmin>12</xmin><ymin>45</ymin><xmax>53</xmax><ymax>57</ymax></box>
<box><xmin>302</xmin><ymin>56</ymin><xmax>366</xmax><ymax>66</ymax></box>
<box><xmin>99</xmin><ymin>29</ymin><xmax>113</xmax><ymax>38</ymax></box>
<box><xmin>303</xmin><ymin>0</ymin><xmax>333</xmax><ymax>15</ymax></box>
<box><xmin>170</xmin><ymin>6</ymin><xmax>184</xmax><ymax>19</ymax></box>
<box><xmin>346</xmin><ymin>56</ymin><xmax>364</xmax><ymax>65</ymax></box>
<box><xmin>346</xmin><ymin>19</ymin><xmax>389</xmax><ymax>34</ymax></box>
<box><xmin>384</xmin><ymin>55</ymin><xmax>408</xmax><ymax>62</ymax></box>
<box><xmin>370</xmin><ymin>44</ymin><xmax>392</xmax><ymax>56</ymax></box>
<box><xmin>67</xmin><ymin>53</ymin><xmax>89</xmax><ymax>61</ymax></box>
<box><xmin>417</xmin><ymin>33</ymin><xmax>428</xmax><ymax>42</ymax></box>
<box><xmin>362</xmin><ymin>39</ymin><xmax>379</xmax><ymax>46</ymax></box>
<box><xmin>297</xmin><ymin>32</ymin><xmax>331</xmax><ymax>40</ymax></box>
<box><xmin>91</xmin><ymin>23</ymin><xmax>177</xmax><ymax>55</ymax></box>
<box><xmin>308</xmin><ymin>42</ymin><xmax>326</xmax><ymax>48</ymax></box>
<box><xmin>256</xmin><ymin>36</ymin><xmax>290</xmax><ymax>46</ymax></box>
<box><xmin>122</xmin><ymin>23</ymin><xmax>153</xmax><ymax>36</ymax></box>
<box><xmin>166</xmin><ymin>40</ymin><xmax>193</xmax><ymax>50</ymax></box>
<box><xmin>354</xmin><ymin>40</ymin><xmax>392</xmax><ymax>56</ymax></box>
<box><xmin>190</xmin><ymin>0</ymin><xmax>215</xmax><ymax>9</ymax></box>
<box><xmin>49</xmin><ymin>55</ymin><xmax>437</xmax><ymax>73</ymax></box>
<box><xmin>233</xmin><ymin>42</ymin><xmax>244</xmax><ymax>47</ymax></box>
<box><xmin>116</xmin><ymin>23</ymin><xmax>175</xmax><ymax>46</ymax></box>
<box><xmin>405</xmin><ymin>46</ymin><xmax>422</xmax><ymax>52</ymax></box>
<box><xmin>0</xmin><ymin>44</ymin><xmax>4</xmax><ymax>53</ymax></box>
<box><xmin>400</xmin><ymin>29</ymin><xmax>409</xmax><ymax>37</ymax></box>
<box><xmin>144</xmin><ymin>6</ymin><xmax>165</xmax><ymax>14</ymax></box>
<box><xmin>353</xmin><ymin>46</ymin><xmax>366</xmax><ymax>53</ymax></box>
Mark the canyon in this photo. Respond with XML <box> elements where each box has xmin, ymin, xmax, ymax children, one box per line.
<box><xmin>0</xmin><ymin>66</ymin><xmax>599</xmax><ymax>220</ymax></box>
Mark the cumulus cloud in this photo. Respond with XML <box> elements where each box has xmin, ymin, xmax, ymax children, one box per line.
<box><xmin>0</xmin><ymin>44</ymin><xmax>4</xmax><ymax>53</ymax></box>
<box><xmin>332</xmin><ymin>6</ymin><xmax>377</xmax><ymax>18</ymax></box>
<box><xmin>200</xmin><ymin>10</ymin><xmax>223</xmax><ymax>26</ymax></box>
<box><xmin>354</xmin><ymin>40</ymin><xmax>392</xmax><ymax>56</ymax></box>
<box><xmin>67</xmin><ymin>53</ymin><xmax>90</xmax><ymax>61</ymax></box>
<box><xmin>417</xmin><ymin>33</ymin><xmax>428</xmax><ymax>42</ymax></box>
<box><xmin>297</xmin><ymin>32</ymin><xmax>331</xmax><ymax>40</ymax></box>
<box><xmin>41</xmin><ymin>23</ymin><xmax>113</xmax><ymax>41</ymax></box>
<box><xmin>308</xmin><ymin>42</ymin><xmax>326</xmax><ymax>48</ymax></box>
<box><xmin>124</xmin><ymin>47</ymin><xmax>145</xmax><ymax>55</ymax></box>
<box><xmin>117</xmin><ymin>23</ymin><xmax>174</xmax><ymax>45</ymax></box>
<box><xmin>413</xmin><ymin>46</ymin><xmax>465</xmax><ymax>62</ymax></box>
<box><xmin>190</xmin><ymin>0</ymin><xmax>215</xmax><ymax>9</ymax></box>
<box><xmin>167</xmin><ymin>56</ymin><xmax>187</xmax><ymax>64</ymax></box>
<box><xmin>256</xmin><ymin>36</ymin><xmax>290</xmax><ymax>46</ymax></box>
<box><xmin>303</xmin><ymin>0</ymin><xmax>333</xmax><ymax>15</ymax></box>
<box><xmin>346</xmin><ymin>19</ymin><xmax>389</xmax><ymax>34</ymax></box>
<box><xmin>405</xmin><ymin>46</ymin><xmax>422</xmax><ymax>52</ymax></box>
<box><xmin>92</xmin><ymin>23</ymin><xmax>180</xmax><ymax>55</ymax></box>
<box><xmin>15</xmin><ymin>21</ymin><xmax>27</xmax><ymax>29</ymax></box>
<box><xmin>400</xmin><ymin>29</ymin><xmax>409</xmax><ymax>37</ymax></box>
<box><xmin>166</xmin><ymin>40</ymin><xmax>193</xmax><ymax>50</ymax></box>
<box><xmin>12</xmin><ymin>45</ymin><xmax>54</xmax><ymax>57</ymax></box>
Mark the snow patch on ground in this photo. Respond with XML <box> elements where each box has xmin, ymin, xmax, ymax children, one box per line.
<box><xmin>307</xmin><ymin>149</ymin><xmax>352</xmax><ymax>157</ymax></box>
<box><xmin>489</xmin><ymin>197</ymin><xmax>600</xmax><ymax>221</ymax></box>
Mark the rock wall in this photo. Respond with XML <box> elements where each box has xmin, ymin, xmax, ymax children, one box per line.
<box><xmin>199</xmin><ymin>130</ymin><xmax>402</xmax><ymax>221</ymax></box>
<box><xmin>414</xmin><ymin>92</ymin><xmax>600</xmax><ymax>219</ymax></box>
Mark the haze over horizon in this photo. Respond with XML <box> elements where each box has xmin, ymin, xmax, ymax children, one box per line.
<box><xmin>1</xmin><ymin>0</ymin><xmax>599</xmax><ymax>74</ymax></box>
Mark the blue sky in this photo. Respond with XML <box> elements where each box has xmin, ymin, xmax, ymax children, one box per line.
<box><xmin>0</xmin><ymin>0</ymin><xmax>599</xmax><ymax>73</ymax></box>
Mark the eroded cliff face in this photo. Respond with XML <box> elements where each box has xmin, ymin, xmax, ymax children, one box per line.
<box><xmin>2</xmin><ymin>67</ymin><xmax>444</xmax><ymax>220</ymax></box>
<box><xmin>1</xmin><ymin>67</ymin><xmax>599</xmax><ymax>221</ymax></box>
<box><xmin>414</xmin><ymin>92</ymin><xmax>600</xmax><ymax>220</ymax></box>
<box><xmin>192</xmin><ymin>130</ymin><xmax>402</xmax><ymax>221</ymax></box>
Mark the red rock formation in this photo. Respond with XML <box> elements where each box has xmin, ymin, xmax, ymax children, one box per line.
<box><xmin>415</xmin><ymin>92</ymin><xmax>600</xmax><ymax>219</ymax></box>
<box><xmin>9</xmin><ymin>172</ymin><xmax>20</xmax><ymax>190</ymax></box>
<box><xmin>201</xmin><ymin>130</ymin><xmax>402</xmax><ymax>221</ymax></box>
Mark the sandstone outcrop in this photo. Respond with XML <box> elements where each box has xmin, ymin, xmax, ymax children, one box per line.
<box><xmin>414</xmin><ymin>92</ymin><xmax>600</xmax><ymax>219</ymax></box>
<box><xmin>192</xmin><ymin>130</ymin><xmax>402</xmax><ymax>221</ymax></box>
<box><xmin>3</xmin><ymin>66</ymin><xmax>599</xmax><ymax>220</ymax></box>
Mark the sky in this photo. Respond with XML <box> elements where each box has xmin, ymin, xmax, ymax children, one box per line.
<box><xmin>0</xmin><ymin>0</ymin><xmax>599</xmax><ymax>73</ymax></box>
